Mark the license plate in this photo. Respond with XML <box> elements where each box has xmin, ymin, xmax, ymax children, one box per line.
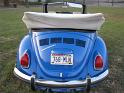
<box><xmin>51</xmin><ymin>53</ymin><xmax>73</xmax><ymax>65</ymax></box>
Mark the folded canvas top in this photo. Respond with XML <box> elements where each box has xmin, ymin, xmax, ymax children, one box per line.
<box><xmin>22</xmin><ymin>12</ymin><xmax>105</xmax><ymax>31</ymax></box>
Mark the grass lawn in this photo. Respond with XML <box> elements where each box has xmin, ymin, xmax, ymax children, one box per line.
<box><xmin>0</xmin><ymin>6</ymin><xmax>124</xmax><ymax>93</ymax></box>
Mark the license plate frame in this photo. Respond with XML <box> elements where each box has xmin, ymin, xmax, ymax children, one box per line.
<box><xmin>51</xmin><ymin>53</ymin><xmax>73</xmax><ymax>65</ymax></box>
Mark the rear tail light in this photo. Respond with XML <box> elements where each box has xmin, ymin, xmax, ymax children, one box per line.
<box><xmin>20</xmin><ymin>53</ymin><xmax>29</xmax><ymax>68</ymax></box>
<box><xmin>94</xmin><ymin>55</ymin><xmax>103</xmax><ymax>70</ymax></box>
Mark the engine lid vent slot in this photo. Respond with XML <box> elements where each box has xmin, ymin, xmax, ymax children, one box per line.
<box><xmin>63</xmin><ymin>38</ymin><xmax>74</xmax><ymax>44</ymax></box>
<box><xmin>39</xmin><ymin>38</ymin><xmax>49</xmax><ymax>46</ymax></box>
<box><xmin>50</xmin><ymin>38</ymin><xmax>62</xmax><ymax>44</ymax></box>
<box><xmin>39</xmin><ymin>38</ymin><xmax>86</xmax><ymax>47</ymax></box>
<box><xmin>76</xmin><ymin>39</ymin><xmax>86</xmax><ymax>47</ymax></box>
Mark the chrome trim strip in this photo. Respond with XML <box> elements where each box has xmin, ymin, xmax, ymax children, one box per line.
<box><xmin>14</xmin><ymin>67</ymin><xmax>109</xmax><ymax>88</ymax></box>
<box><xmin>91</xmin><ymin>70</ymin><xmax>109</xmax><ymax>83</ymax></box>
<box><xmin>14</xmin><ymin>67</ymin><xmax>31</xmax><ymax>82</ymax></box>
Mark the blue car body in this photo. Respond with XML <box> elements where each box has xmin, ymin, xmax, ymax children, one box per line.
<box><xmin>14</xmin><ymin>29</ymin><xmax>108</xmax><ymax>92</ymax></box>
<box><xmin>14</xmin><ymin>7</ymin><xmax>109</xmax><ymax>92</ymax></box>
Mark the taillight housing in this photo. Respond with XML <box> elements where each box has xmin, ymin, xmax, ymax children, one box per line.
<box><xmin>20</xmin><ymin>53</ymin><xmax>30</xmax><ymax>68</ymax></box>
<box><xmin>94</xmin><ymin>55</ymin><xmax>103</xmax><ymax>70</ymax></box>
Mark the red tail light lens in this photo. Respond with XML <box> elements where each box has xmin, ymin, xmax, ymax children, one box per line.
<box><xmin>94</xmin><ymin>55</ymin><xmax>103</xmax><ymax>70</ymax></box>
<box><xmin>20</xmin><ymin>53</ymin><xmax>29</xmax><ymax>68</ymax></box>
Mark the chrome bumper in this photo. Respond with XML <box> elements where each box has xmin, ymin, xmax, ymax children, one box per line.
<box><xmin>14</xmin><ymin>67</ymin><xmax>109</xmax><ymax>88</ymax></box>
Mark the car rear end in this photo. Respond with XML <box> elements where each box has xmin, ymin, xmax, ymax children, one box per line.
<box><xmin>32</xmin><ymin>29</ymin><xmax>95</xmax><ymax>81</ymax></box>
<box><xmin>14</xmin><ymin>12</ymin><xmax>108</xmax><ymax>92</ymax></box>
<box><xmin>14</xmin><ymin>28</ymin><xmax>108</xmax><ymax>92</ymax></box>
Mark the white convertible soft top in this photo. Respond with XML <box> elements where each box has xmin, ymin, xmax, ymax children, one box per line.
<box><xmin>22</xmin><ymin>12</ymin><xmax>105</xmax><ymax>30</ymax></box>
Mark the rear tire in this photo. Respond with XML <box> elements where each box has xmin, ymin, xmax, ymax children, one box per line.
<box><xmin>42</xmin><ymin>90</ymin><xmax>46</xmax><ymax>93</ymax></box>
<box><xmin>71</xmin><ymin>89</ymin><xmax>76</xmax><ymax>93</ymax></box>
<box><xmin>31</xmin><ymin>74</ymin><xmax>36</xmax><ymax>91</ymax></box>
<box><xmin>86</xmin><ymin>78</ymin><xmax>91</xmax><ymax>93</ymax></box>
<box><xmin>46</xmin><ymin>88</ymin><xmax>53</xmax><ymax>93</ymax></box>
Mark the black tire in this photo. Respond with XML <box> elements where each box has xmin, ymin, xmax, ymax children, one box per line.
<box><xmin>86</xmin><ymin>78</ymin><xmax>91</xmax><ymax>93</ymax></box>
<box><xmin>71</xmin><ymin>89</ymin><xmax>76</xmax><ymax>93</ymax></box>
<box><xmin>46</xmin><ymin>88</ymin><xmax>53</xmax><ymax>93</ymax></box>
<box><xmin>42</xmin><ymin>90</ymin><xmax>46</xmax><ymax>93</ymax></box>
<box><xmin>31</xmin><ymin>74</ymin><xmax>36</xmax><ymax>91</ymax></box>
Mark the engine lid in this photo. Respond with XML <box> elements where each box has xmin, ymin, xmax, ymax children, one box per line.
<box><xmin>32</xmin><ymin>31</ymin><xmax>96</xmax><ymax>80</ymax></box>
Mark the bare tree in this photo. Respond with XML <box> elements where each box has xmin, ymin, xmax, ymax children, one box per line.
<box><xmin>3</xmin><ymin>0</ymin><xmax>9</xmax><ymax>7</ymax></box>
<box><xmin>112</xmin><ymin>0</ymin><xmax>114</xmax><ymax>6</ymax></box>
<box><xmin>25</xmin><ymin>0</ymin><xmax>28</xmax><ymax>4</ymax></box>
<box><xmin>38</xmin><ymin>0</ymin><xmax>41</xmax><ymax>2</ymax></box>
<box><xmin>25</xmin><ymin>0</ymin><xmax>29</xmax><ymax>8</ymax></box>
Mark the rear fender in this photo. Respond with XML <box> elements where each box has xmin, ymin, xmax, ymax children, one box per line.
<box><xmin>88</xmin><ymin>36</ymin><xmax>108</xmax><ymax>77</ymax></box>
<box><xmin>16</xmin><ymin>34</ymin><xmax>37</xmax><ymax>76</ymax></box>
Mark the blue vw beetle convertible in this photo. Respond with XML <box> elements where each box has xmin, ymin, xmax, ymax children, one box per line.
<box><xmin>14</xmin><ymin>2</ymin><xmax>109</xmax><ymax>93</ymax></box>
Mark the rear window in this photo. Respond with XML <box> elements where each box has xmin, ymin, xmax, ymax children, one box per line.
<box><xmin>31</xmin><ymin>28</ymin><xmax>96</xmax><ymax>32</ymax></box>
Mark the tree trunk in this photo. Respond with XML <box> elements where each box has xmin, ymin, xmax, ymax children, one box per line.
<box><xmin>25</xmin><ymin>0</ymin><xmax>29</xmax><ymax>8</ymax></box>
<box><xmin>3</xmin><ymin>0</ymin><xmax>9</xmax><ymax>7</ymax></box>
<box><xmin>38</xmin><ymin>0</ymin><xmax>41</xmax><ymax>2</ymax></box>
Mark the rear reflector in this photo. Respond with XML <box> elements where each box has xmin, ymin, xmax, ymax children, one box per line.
<box><xmin>20</xmin><ymin>53</ymin><xmax>29</xmax><ymax>68</ymax></box>
<box><xmin>94</xmin><ymin>55</ymin><xmax>103</xmax><ymax>70</ymax></box>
